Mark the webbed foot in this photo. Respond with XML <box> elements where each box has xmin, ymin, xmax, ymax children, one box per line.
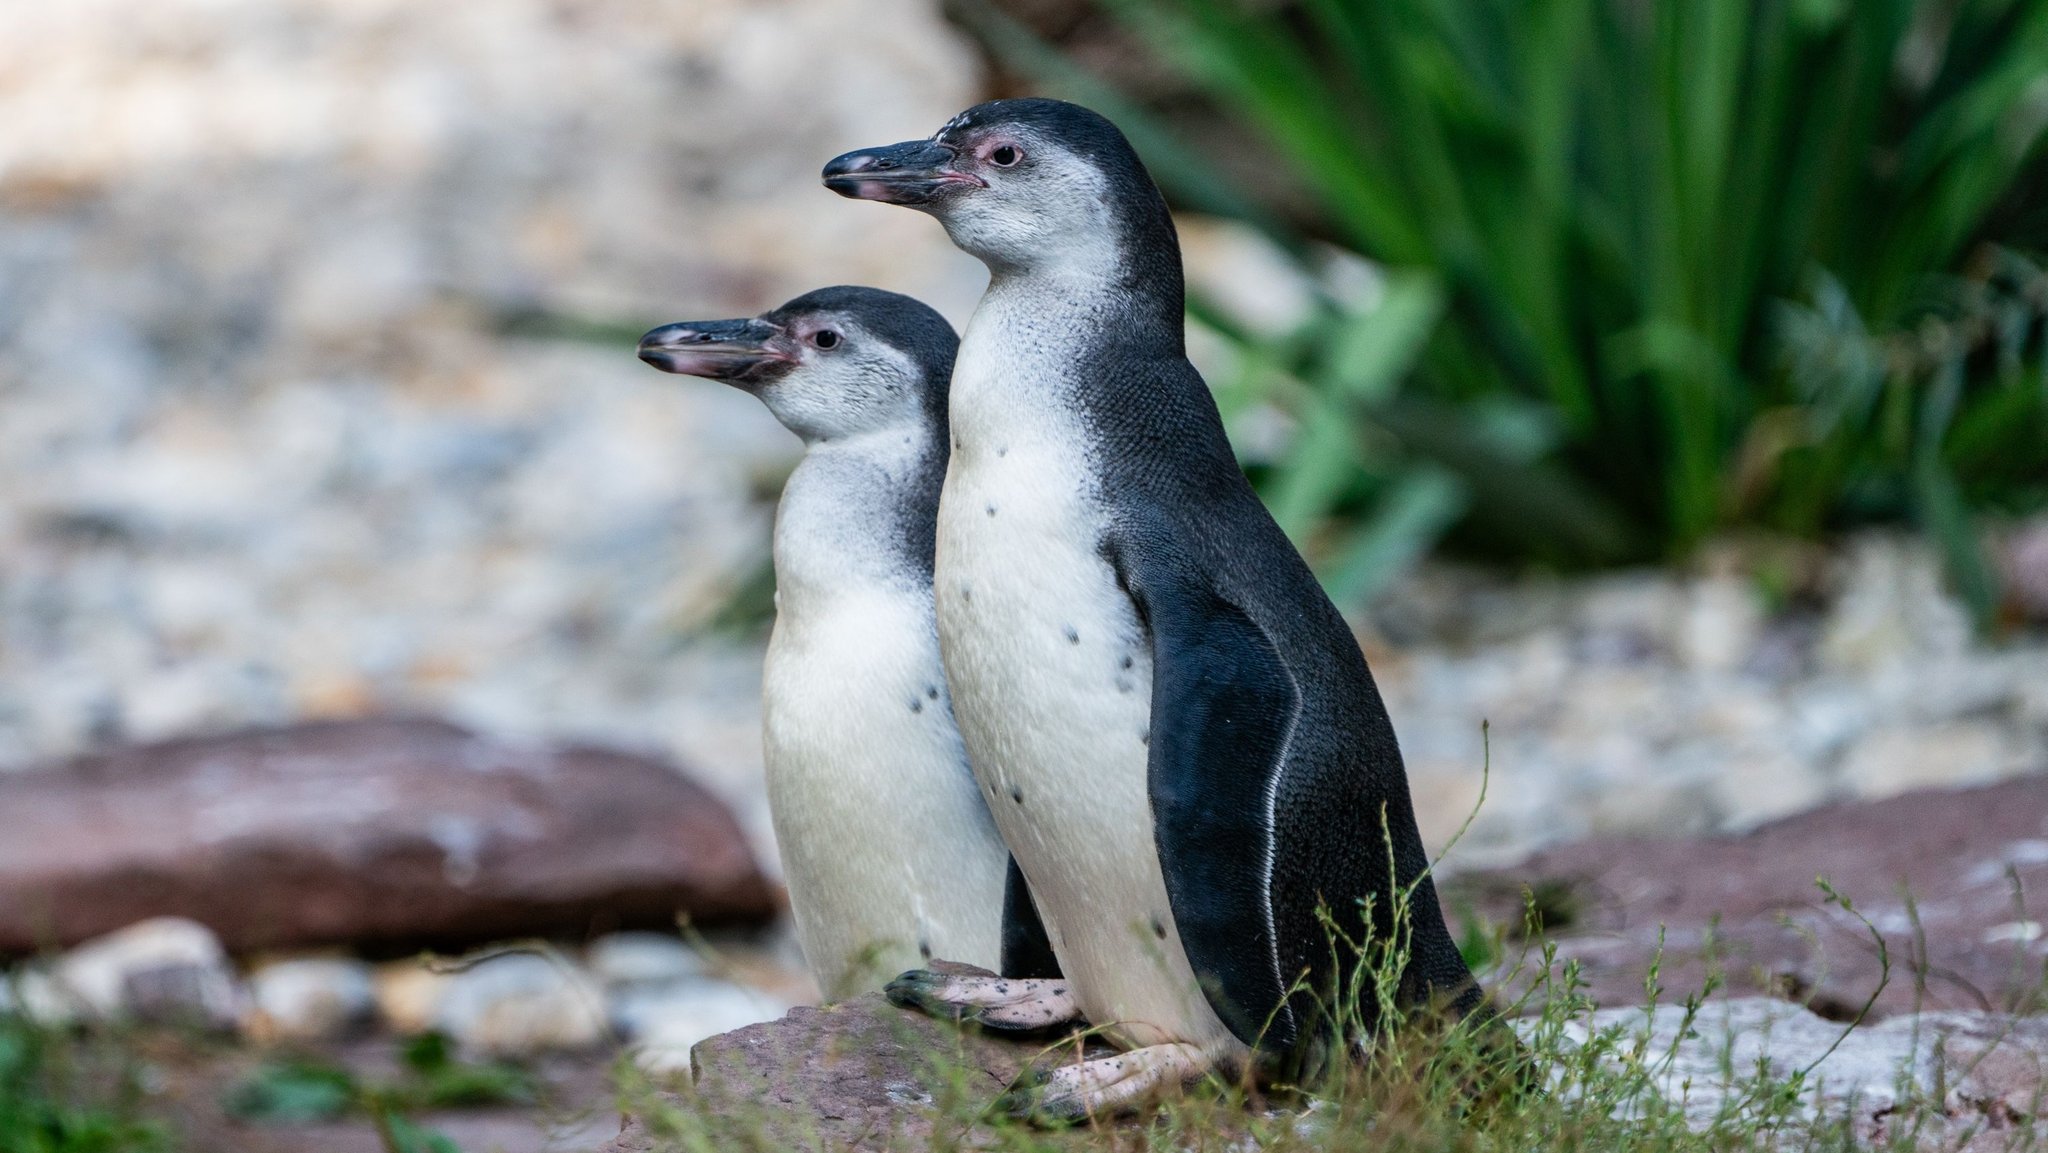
<box><xmin>995</xmin><ymin>1042</ymin><xmax>1211</xmax><ymax>1124</ymax></box>
<box><xmin>884</xmin><ymin>969</ymin><xmax>1080</xmax><ymax>1033</ymax></box>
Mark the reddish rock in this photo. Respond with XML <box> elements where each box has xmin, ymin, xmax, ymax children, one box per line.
<box><xmin>0</xmin><ymin>718</ymin><xmax>776</xmax><ymax>956</ymax></box>
<box><xmin>2005</xmin><ymin>518</ymin><xmax>2048</xmax><ymax>623</ymax></box>
<box><xmin>1453</xmin><ymin>776</ymin><xmax>2048</xmax><ymax>1020</ymax></box>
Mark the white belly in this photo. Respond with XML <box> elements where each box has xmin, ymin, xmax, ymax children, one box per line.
<box><xmin>762</xmin><ymin>588</ymin><xmax>1009</xmax><ymax>1000</ymax></box>
<box><xmin>934</xmin><ymin>425</ymin><xmax>1241</xmax><ymax>1056</ymax></box>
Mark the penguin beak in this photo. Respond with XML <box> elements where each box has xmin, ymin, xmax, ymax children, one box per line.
<box><xmin>822</xmin><ymin>139</ymin><xmax>983</xmax><ymax>205</ymax></box>
<box><xmin>637</xmin><ymin>318</ymin><xmax>794</xmax><ymax>385</ymax></box>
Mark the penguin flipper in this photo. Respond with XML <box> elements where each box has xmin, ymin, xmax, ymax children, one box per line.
<box><xmin>1001</xmin><ymin>856</ymin><xmax>1063</xmax><ymax>979</ymax></box>
<box><xmin>1120</xmin><ymin>545</ymin><xmax>1302</xmax><ymax>1050</ymax></box>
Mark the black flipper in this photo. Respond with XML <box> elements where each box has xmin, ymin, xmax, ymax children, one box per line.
<box><xmin>999</xmin><ymin>855</ymin><xmax>1062</xmax><ymax>979</ymax></box>
<box><xmin>1117</xmin><ymin>540</ymin><xmax>1302</xmax><ymax>1050</ymax></box>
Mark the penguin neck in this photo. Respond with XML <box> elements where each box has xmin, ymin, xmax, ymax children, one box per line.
<box><xmin>961</xmin><ymin>186</ymin><xmax>1187</xmax><ymax>349</ymax></box>
<box><xmin>772</xmin><ymin>427</ymin><xmax>942</xmax><ymax>606</ymax></box>
<box><xmin>980</xmin><ymin>254</ymin><xmax>1186</xmax><ymax>360</ymax></box>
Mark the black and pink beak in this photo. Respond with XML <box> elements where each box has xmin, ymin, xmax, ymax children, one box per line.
<box><xmin>637</xmin><ymin>318</ymin><xmax>793</xmax><ymax>386</ymax></box>
<box><xmin>822</xmin><ymin>139</ymin><xmax>982</xmax><ymax>206</ymax></box>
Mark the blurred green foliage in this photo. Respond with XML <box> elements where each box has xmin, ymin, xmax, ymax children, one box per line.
<box><xmin>962</xmin><ymin>0</ymin><xmax>2048</xmax><ymax>613</ymax></box>
<box><xmin>0</xmin><ymin>1013</ymin><xmax>166</xmax><ymax>1153</ymax></box>
<box><xmin>225</xmin><ymin>1032</ymin><xmax>533</xmax><ymax>1153</ymax></box>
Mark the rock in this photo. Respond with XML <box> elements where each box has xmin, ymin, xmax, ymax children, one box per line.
<box><xmin>587</xmin><ymin>932</ymin><xmax>709</xmax><ymax>990</ymax></box>
<box><xmin>52</xmin><ymin>916</ymin><xmax>242</xmax><ymax>1028</ymax></box>
<box><xmin>585</xmin><ymin>930</ymin><xmax>789</xmax><ymax>1074</ymax></box>
<box><xmin>1452</xmin><ymin>776</ymin><xmax>2048</xmax><ymax>1020</ymax></box>
<box><xmin>434</xmin><ymin>952</ymin><xmax>607</xmax><ymax>1058</ymax></box>
<box><xmin>1177</xmin><ymin>216</ymin><xmax>1319</xmax><ymax>338</ymax></box>
<box><xmin>1835</xmin><ymin>720</ymin><xmax>2030</xmax><ymax>797</ymax></box>
<box><xmin>244</xmin><ymin>956</ymin><xmax>375</xmax><ymax>1041</ymax></box>
<box><xmin>1676</xmin><ymin>574</ymin><xmax>1764</xmax><ymax>674</ymax></box>
<box><xmin>374</xmin><ymin>959</ymin><xmax>455</xmax><ymax>1036</ymax></box>
<box><xmin>0</xmin><ymin>966</ymin><xmax>82</xmax><ymax>1026</ymax></box>
<box><xmin>600</xmin><ymin>963</ymin><xmax>1108</xmax><ymax>1152</ymax></box>
<box><xmin>613</xmin><ymin>980</ymin><xmax>791</xmax><ymax>1075</ymax></box>
<box><xmin>1819</xmin><ymin>536</ymin><xmax>1973</xmax><ymax>673</ymax></box>
<box><xmin>0</xmin><ymin>717</ymin><xmax>777</xmax><ymax>956</ymax></box>
<box><xmin>2005</xmin><ymin>518</ymin><xmax>2048</xmax><ymax>623</ymax></box>
<box><xmin>1541</xmin><ymin>998</ymin><xmax>2048</xmax><ymax>1144</ymax></box>
<box><xmin>1704</xmin><ymin>746</ymin><xmax>1828</xmax><ymax>832</ymax></box>
<box><xmin>1570</xmin><ymin>572</ymin><xmax>1683</xmax><ymax>663</ymax></box>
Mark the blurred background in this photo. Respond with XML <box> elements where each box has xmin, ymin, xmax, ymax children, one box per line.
<box><xmin>4</xmin><ymin>0</ymin><xmax>2045</xmax><ymax>857</ymax></box>
<box><xmin>2</xmin><ymin>0</ymin><xmax>2047</xmax><ymax>1147</ymax></box>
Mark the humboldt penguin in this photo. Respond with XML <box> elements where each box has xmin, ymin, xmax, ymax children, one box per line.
<box><xmin>638</xmin><ymin>286</ymin><xmax>1057</xmax><ymax>1001</ymax></box>
<box><xmin>822</xmin><ymin>104</ymin><xmax>1481</xmax><ymax>1115</ymax></box>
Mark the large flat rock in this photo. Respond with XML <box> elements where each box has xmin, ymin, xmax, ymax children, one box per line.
<box><xmin>1455</xmin><ymin>776</ymin><xmax>2048</xmax><ymax>1019</ymax></box>
<box><xmin>601</xmin><ymin>964</ymin><xmax>1111</xmax><ymax>1152</ymax></box>
<box><xmin>0</xmin><ymin>718</ymin><xmax>776</xmax><ymax>956</ymax></box>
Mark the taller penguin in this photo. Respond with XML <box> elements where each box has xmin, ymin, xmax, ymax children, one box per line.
<box><xmin>824</xmin><ymin>102</ymin><xmax>1483</xmax><ymax>1116</ymax></box>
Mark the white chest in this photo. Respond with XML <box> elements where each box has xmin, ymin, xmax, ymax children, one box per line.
<box><xmin>932</xmin><ymin>290</ymin><xmax>1237</xmax><ymax>1055</ymax></box>
<box><xmin>937</xmin><ymin>296</ymin><xmax>1153</xmax><ymax>802</ymax></box>
<box><xmin>759</xmin><ymin>442</ymin><xmax>1009</xmax><ymax>998</ymax></box>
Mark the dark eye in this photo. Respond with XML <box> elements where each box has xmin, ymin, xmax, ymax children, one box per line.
<box><xmin>811</xmin><ymin>329</ymin><xmax>840</xmax><ymax>350</ymax></box>
<box><xmin>989</xmin><ymin>145</ymin><xmax>1021</xmax><ymax>167</ymax></box>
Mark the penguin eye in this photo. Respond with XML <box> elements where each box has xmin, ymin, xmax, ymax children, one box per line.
<box><xmin>989</xmin><ymin>145</ymin><xmax>1022</xmax><ymax>168</ymax></box>
<box><xmin>810</xmin><ymin>329</ymin><xmax>841</xmax><ymax>350</ymax></box>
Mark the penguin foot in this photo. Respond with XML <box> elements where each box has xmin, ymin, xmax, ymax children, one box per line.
<box><xmin>884</xmin><ymin>970</ymin><xmax>1079</xmax><ymax>1033</ymax></box>
<box><xmin>996</xmin><ymin>1043</ymin><xmax>1210</xmax><ymax>1125</ymax></box>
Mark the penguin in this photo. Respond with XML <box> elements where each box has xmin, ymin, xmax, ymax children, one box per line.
<box><xmin>823</xmin><ymin>104</ymin><xmax>1483</xmax><ymax>1115</ymax></box>
<box><xmin>638</xmin><ymin>286</ymin><xmax>1059</xmax><ymax>1002</ymax></box>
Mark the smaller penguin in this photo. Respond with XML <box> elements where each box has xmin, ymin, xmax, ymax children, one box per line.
<box><xmin>638</xmin><ymin>287</ymin><xmax>1057</xmax><ymax>1001</ymax></box>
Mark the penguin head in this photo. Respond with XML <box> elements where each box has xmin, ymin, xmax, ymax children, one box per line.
<box><xmin>638</xmin><ymin>286</ymin><xmax>955</xmax><ymax>445</ymax></box>
<box><xmin>823</xmin><ymin>99</ymin><xmax>1177</xmax><ymax>281</ymax></box>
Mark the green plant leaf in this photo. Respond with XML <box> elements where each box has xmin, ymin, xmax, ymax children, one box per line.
<box><xmin>222</xmin><ymin>1060</ymin><xmax>360</xmax><ymax>1124</ymax></box>
<box><xmin>1320</xmin><ymin>273</ymin><xmax>1448</xmax><ymax>405</ymax></box>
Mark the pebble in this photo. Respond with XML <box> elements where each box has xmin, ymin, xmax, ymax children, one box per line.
<box><xmin>2005</xmin><ymin>517</ymin><xmax>2048</xmax><ymax>621</ymax></box>
<box><xmin>613</xmin><ymin>981</ymin><xmax>790</xmax><ymax>1076</ymax></box>
<box><xmin>432</xmin><ymin>953</ymin><xmax>607</xmax><ymax>1058</ymax></box>
<box><xmin>373</xmin><ymin>959</ymin><xmax>455</xmax><ymax>1036</ymax></box>
<box><xmin>52</xmin><ymin>916</ymin><xmax>243</xmax><ymax>1029</ymax></box>
<box><xmin>586</xmin><ymin>932</ymin><xmax>709</xmax><ymax>990</ymax></box>
<box><xmin>1834</xmin><ymin>720</ymin><xmax>2026</xmax><ymax>796</ymax></box>
<box><xmin>0</xmin><ymin>966</ymin><xmax>81</xmax><ymax>1027</ymax></box>
<box><xmin>244</xmin><ymin>956</ymin><xmax>376</xmax><ymax>1041</ymax></box>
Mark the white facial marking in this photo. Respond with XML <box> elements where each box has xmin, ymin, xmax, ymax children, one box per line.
<box><xmin>933</xmin><ymin>133</ymin><xmax>1121</xmax><ymax>279</ymax></box>
<box><xmin>754</xmin><ymin>313</ymin><xmax>925</xmax><ymax>445</ymax></box>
